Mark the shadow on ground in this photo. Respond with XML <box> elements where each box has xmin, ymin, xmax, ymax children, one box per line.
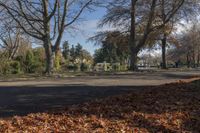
<box><xmin>0</xmin><ymin>85</ymin><xmax>150</xmax><ymax>118</ymax></box>
<box><xmin>0</xmin><ymin>80</ymin><xmax>200</xmax><ymax>132</ymax></box>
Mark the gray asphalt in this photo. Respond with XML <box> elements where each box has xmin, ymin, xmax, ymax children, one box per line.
<box><xmin>0</xmin><ymin>70</ymin><xmax>199</xmax><ymax>118</ymax></box>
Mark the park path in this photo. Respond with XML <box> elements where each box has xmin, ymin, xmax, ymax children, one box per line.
<box><xmin>0</xmin><ymin>70</ymin><xmax>199</xmax><ymax>87</ymax></box>
<box><xmin>0</xmin><ymin>70</ymin><xmax>199</xmax><ymax>118</ymax></box>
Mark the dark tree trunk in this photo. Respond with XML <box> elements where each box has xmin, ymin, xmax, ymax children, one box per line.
<box><xmin>10</xmin><ymin>45</ymin><xmax>19</xmax><ymax>60</ymax></box>
<box><xmin>43</xmin><ymin>2</ymin><xmax>54</xmax><ymax>75</ymax></box>
<box><xmin>44</xmin><ymin>36</ymin><xmax>54</xmax><ymax>75</ymax></box>
<box><xmin>187</xmin><ymin>53</ymin><xmax>190</xmax><ymax>68</ymax></box>
<box><xmin>161</xmin><ymin>33</ymin><xmax>167</xmax><ymax>69</ymax></box>
<box><xmin>129</xmin><ymin>0</ymin><xmax>157</xmax><ymax>71</ymax></box>
<box><xmin>130</xmin><ymin>48</ymin><xmax>138</xmax><ymax>71</ymax></box>
<box><xmin>192</xmin><ymin>49</ymin><xmax>196</xmax><ymax>68</ymax></box>
<box><xmin>129</xmin><ymin>0</ymin><xmax>138</xmax><ymax>71</ymax></box>
<box><xmin>197</xmin><ymin>47</ymin><xmax>200</xmax><ymax>67</ymax></box>
<box><xmin>53</xmin><ymin>29</ymin><xmax>64</xmax><ymax>70</ymax></box>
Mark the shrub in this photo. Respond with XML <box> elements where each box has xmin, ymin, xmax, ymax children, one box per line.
<box><xmin>67</xmin><ymin>63</ymin><xmax>79</xmax><ymax>72</ymax></box>
<box><xmin>1</xmin><ymin>61</ymin><xmax>10</xmax><ymax>75</ymax></box>
<box><xmin>24</xmin><ymin>50</ymin><xmax>35</xmax><ymax>73</ymax></box>
<box><xmin>0</xmin><ymin>61</ymin><xmax>21</xmax><ymax>75</ymax></box>
<box><xmin>16</xmin><ymin>50</ymin><xmax>45</xmax><ymax>74</ymax></box>
<box><xmin>80</xmin><ymin>63</ymin><xmax>89</xmax><ymax>72</ymax></box>
<box><xmin>31</xmin><ymin>61</ymin><xmax>44</xmax><ymax>73</ymax></box>
<box><xmin>9</xmin><ymin>61</ymin><xmax>21</xmax><ymax>74</ymax></box>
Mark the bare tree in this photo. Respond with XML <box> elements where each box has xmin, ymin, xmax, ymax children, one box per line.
<box><xmin>157</xmin><ymin>0</ymin><xmax>200</xmax><ymax>69</ymax></box>
<box><xmin>167</xmin><ymin>23</ymin><xmax>200</xmax><ymax>68</ymax></box>
<box><xmin>98</xmin><ymin>0</ymin><xmax>198</xmax><ymax>71</ymax></box>
<box><xmin>0</xmin><ymin>0</ymin><xmax>96</xmax><ymax>74</ymax></box>
<box><xmin>0</xmin><ymin>17</ymin><xmax>22</xmax><ymax>60</ymax></box>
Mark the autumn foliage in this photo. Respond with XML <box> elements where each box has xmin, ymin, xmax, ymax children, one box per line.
<box><xmin>0</xmin><ymin>80</ymin><xmax>200</xmax><ymax>132</ymax></box>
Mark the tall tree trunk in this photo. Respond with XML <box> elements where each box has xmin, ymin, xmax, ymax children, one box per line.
<box><xmin>44</xmin><ymin>36</ymin><xmax>54</xmax><ymax>75</ymax></box>
<box><xmin>130</xmin><ymin>48</ymin><xmax>138</xmax><ymax>71</ymax></box>
<box><xmin>161</xmin><ymin>33</ymin><xmax>167</xmax><ymax>69</ymax></box>
<box><xmin>197</xmin><ymin>54</ymin><xmax>200</xmax><ymax>67</ymax></box>
<box><xmin>187</xmin><ymin>53</ymin><xmax>190</xmax><ymax>68</ymax></box>
<box><xmin>129</xmin><ymin>0</ymin><xmax>157</xmax><ymax>71</ymax></box>
<box><xmin>53</xmin><ymin>29</ymin><xmax>64</xmax><ymax>71</ymax></box>
<box><xmin>43</xmin><ymin>24</ymin><xmax>54</xmax><ymax>75</ymax></box>
<box><xmin>43</xmin><ymin>0</ymin><xmax>54</xmax><ymax>75</ymax></box>
<box><xmin>192</xmin><ymin>49</ymin><xmax>196</xmax><ymax>68</ymax></box>
<box><xmin>197</xmin><ymin>47</ymin><xmax>200</xmax><ymax>67</ymax></box>
<box><xmin>129</xmin><ymin>0</ymin><xmax>138</xmax><ymax>71</ymax></box>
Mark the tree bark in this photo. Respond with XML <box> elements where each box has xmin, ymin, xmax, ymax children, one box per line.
<box><xmin>187</xmin><ymin>53</ymin><xmax>190</xmax><ymax>68</ymax></box>
<box><xmin>44</xmin><ymin>36</ymin><xmax>54</xmax><ymax>75</ymax></box>
<box><xmin>43</xmin><ymin>19</ymin><xmax>54</xmax><ymax>74</ymax></box>
<box><xmin>129</xmin><ymin>0</ymin><xmax>157</xmax><ymax>71</ymax></box>
<box><xmin>43</xmin><ymin>0</ymin><xmax>55</xmax><ymax>75</ymax></box>
<box><xmin>192</xmin><ymin>49</ymin><xmax>196</xmax><ymax>68</ymax></box>
<box><xmin>130</xmin><ymin>48</ymin><xmax>138</xmax><ymax>71</ymax></box>
<box><xmin>197</xmin><ymin>47</ymin><xmax>200</xmax><ymax>67</ymax></box>
<box><xmin>161</xmin><ymin>33</ymin><xmax>167</xmax><ymax>69</ymax></box>
<box><xmin>129</xmin><ymin>0</ymin><xmax>138</xmax><ymax>71</ymax></box>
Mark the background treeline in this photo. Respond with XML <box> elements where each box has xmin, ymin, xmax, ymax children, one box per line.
<box><xmin>1</xmin><ymin>0</ymin><xmax>200</xmax><ymax>75</ymax></box>
<box><xmin>0</xmin><ymin>40</ymin><xmax>93</xmax><ymax>75</ymax></box>
<box><xmin>1</xmin><ymin>23</ymin><xmax>200</xmax><ymax>75</ymax></box>
<box><xmin>93</xmin><ymin>22</ymin><xmax>200</xmax><ymax>69</ymax></box>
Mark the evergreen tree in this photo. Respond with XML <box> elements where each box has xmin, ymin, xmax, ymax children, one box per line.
<box><xmin>62</xmin><ymin>41</ymin><xmax>70</xmax><ymax>60</ymax></box>
<box><xmin>94</xmin><ymin>48</ymin><xmax>105</xmax><ymax>64</ymax></box>
<box><xmin>24</xmin><ymin>50</ymin><xmax>35</xmax><ymax>73</ymax></box>
<box><xmin>93</xmin><ymin>31</ymin><xmax>129</xmax><ymax>64</ymax></box>
<box><xmin>75</xmin><ymin>43</ymin><xmax>83</xmax><ymax>59</ymax></box>
<box><xmin>70</xmin><ymin>45</ymin><xmax>76</xmax><ymax>62</ymax></box>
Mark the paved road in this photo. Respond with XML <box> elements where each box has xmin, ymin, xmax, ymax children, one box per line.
<box><xmin>0</xmin><ymin>70</ymin><xmax>199</xmax><ymax>87</ymax></box>
<box><xmin>0</xmin><ymin>70</ymin><xmax>199</xmax><ymax>118</ymax></box>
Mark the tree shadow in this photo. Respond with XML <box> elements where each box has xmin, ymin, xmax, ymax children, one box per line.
<box><xmin>0</xmin><ymin>85</ymin><xmax>149</xmax><ymax>118</ymax></box>
<box><xmin>0</xmin><ymin>80</ymin><xmax>200</xmax><ymax>132</ymax></box>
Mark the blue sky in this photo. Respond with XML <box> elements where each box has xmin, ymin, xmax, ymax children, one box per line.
<box><xmin>63</xmin><ymin>8</ymin><xmax>107</xmax><ymax>55</ymax></box>
<box><xmin>58</xmin><ymin>6</ymin><xmax>191</xmax><ymax>56</ymax></box>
